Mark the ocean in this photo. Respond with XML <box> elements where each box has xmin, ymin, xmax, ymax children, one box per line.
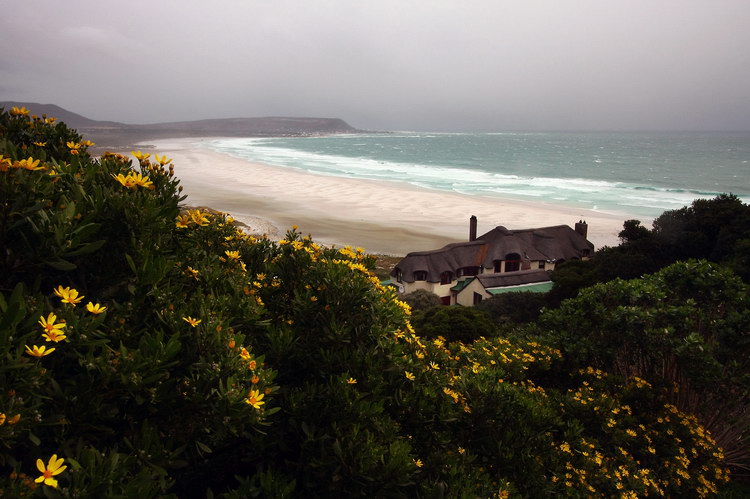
<box><xmin>204</xmin><ymin>132</ymin><xmax>750</xmax><ymax>219</ymax></box>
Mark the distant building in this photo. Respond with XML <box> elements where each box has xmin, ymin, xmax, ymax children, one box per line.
<box><xmin>390</xmin><ymin>216</ymin><xmax>593</xmax><ymax>305</ymax></box>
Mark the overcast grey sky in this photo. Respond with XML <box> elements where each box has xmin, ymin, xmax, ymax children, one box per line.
<box><xmin>2</xmin><ymin>0</ymin><xmax>749</xmax><ymax>131</ymax></box>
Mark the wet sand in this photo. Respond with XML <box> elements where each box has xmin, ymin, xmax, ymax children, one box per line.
<box><xmin>132</xmin><ymin>138</ymin><xmax>633</xmax><ymax>255</ymax></box>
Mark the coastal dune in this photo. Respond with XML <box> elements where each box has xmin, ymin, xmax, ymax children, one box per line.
<box><xmin>142</xmin><ymin>138</ymin><xmax>631</xmax><ymax>255</ymax></box>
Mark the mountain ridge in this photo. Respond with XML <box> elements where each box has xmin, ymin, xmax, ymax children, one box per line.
<box><xmin>0</xmin><ymin>101</ymin><xmax>361</xmax><ymax>148</ymax></box>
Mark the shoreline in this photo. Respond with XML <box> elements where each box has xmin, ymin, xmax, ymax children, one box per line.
<box><xmin>130</xmin><ymin>137</ymin><xmax>635</xmax><ymax>255</ymax></box>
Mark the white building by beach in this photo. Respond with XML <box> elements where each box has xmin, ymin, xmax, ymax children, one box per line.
<box><xmin>390</xmin><ymin>216</ymin><xmax>594</xmax><ymax>306</ymax></box>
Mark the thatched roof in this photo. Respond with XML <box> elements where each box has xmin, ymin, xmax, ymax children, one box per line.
<box><xmin>475</xmin><ymin>268</ymin><xmax>551</xmax><ymax>288</ymax></box>
<box><xmin>392</xmin><ymin>224</ymin><xmax>593</xmax><ymax>283</ymax></box>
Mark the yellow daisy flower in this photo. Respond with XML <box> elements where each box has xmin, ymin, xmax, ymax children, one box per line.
<box><xmin>25</xmin><ymin>345</ymin><xmax>55</xmax><ymax>357</ymax></box>
<box><xmin>86</xmin><ymin>302</ymin><xmax>107</xmax><ymax>314</ymax></box>
<box><xmin>35</xmin><ymin>454</ymin><xmax>67</xmax><ymax>488</ymax></box>
<box><xmin>53</xmin><ymin>285</ymin><xmax>84</xmax><ymax>306</ymax></box>
<box><xmin>183</xmin><ymin>316</ymin><xmax>201</xmax><ymax>327</ymax></box>
<box><xmin>245</xmin><ymin>389</ymin><xmax>265</xmax><ymax>409</ymax></box>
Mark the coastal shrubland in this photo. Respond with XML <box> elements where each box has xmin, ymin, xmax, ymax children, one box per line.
<box><xmin>0</xmin><ymin>107</ymin><xmax>738</xmax><ymax>497</ymax></box>
<box><xmin>549</xmin><ymin>193</ymin><xmax>750</xmax><ymax>303</ymax></box>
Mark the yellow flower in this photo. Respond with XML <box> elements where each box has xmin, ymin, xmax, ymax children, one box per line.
<box><xmin>38</xmin><ymin>313</ymin><xmax>66</xmax><ymax>338</ymax></box>
<box><xmin>183</xmin><ymin>316</ymin><xmax>201</xmax><ymax>327</ymax></box>
<box><xmin>132</xmin><ymin>150</ymin><xmax>150</xmax><ymax>161</ymax></box>
<box><xmin>248</xmin><ymin>360</ymin><xmax>257</xmax><ymax>370</ymax></box>
<box><xmin>45</xmin><ymin>117</ymin><xmax>57</xmax><ymax>124</ymax></box>
<box><xmin>53</xmin><ymin>285</ymin><xmax>84</xmax><ymax>306</ymax></box>
<box><xmin>184</xmin><ymin>266</ymin><xmax>200</xmax><ymax>279</ymax></box>
<box><xmin>25</xmin><ymin>345</ymin><xmax>55</xmax><ymax>357</ymax></box>
<box><xmin>189</xmin><ymin>209</ymin><xmax>210</xmax><ymax>226</ymax></box>
<box><xmin>154</xmin><ymin>154</ymin><xmax>172</xmax><ymax>165</ymax></box>
<box><xmin>413</xmin><ymin>458</ymin><xmax>423</xmax><ymax>468</ymax></box>
<box><xmin>66</xmin><ymin>141</ymin><xmax>81</xmax><ymax>153</ymax></box>
<box><xmin>405</xmin><ymin>371</ymin><xmax>415</xmax><ymax>381</ymax></box>
<box><xmin>228</xmin><ymin>338</ymin><xmax>236</xmax><ymax>349</ymax></box>
<box><xmin>429</xmin><ymin>362</ymin><xmax>440</xmax><ymax>370</ymax></box>
<box><xmin>33</xmin><ymin>141</ymin><xmax>47</xmax><ymax>147</ymax></box>
<box><xmin>112</xmin><ymin>173</ymin><xmax>137</xmax><ymax>189</ymax></box>
<box><xmin>240</xmin><ymin>347</ymin><xmax>251</xmax><ymax>360</ymax></box>
<box><xmin>130</xmin><ymin>172</ymin><xmax>154</xmax><ymax>189</ymax></box>
<box><xmin>14</xmin><ymin>157</ymin><xmax>45</xmax><ymax>171</ymax></box>
<box><xmin>251</xmin><ymin>375</ymin><xmax>260</xmax><ymax>384</ymax></box>
<box><xmin>0</xmin><ymin>413</ymin><xmax>5</xmax><ymax>425</ymax></box>
<box><xmin>86</xmin><ymin>302</ymin><xmax>107</xmax><ymax>314</ymax></box>
<box><xmin>347</xmin><ymin>377</ymin><xmax>357</xmax><ymax>384</ymax></box>
<box><xmin>35</xmin><ymin>454</ymin><xmax>67</xmax><ymax>488</ymax></box>
<box><xmin>245</xmin><ymin>389</ymin><xmax>265</xmax><ymax>409</ymax></box>
<box><xmin>10</xmin><ymin>106</ymin><xmax>30</xmax><ymax>116</ymax></box>
<box><xmin>224</xmin><ymin>250</ymin><xmax>240</xmax><ymax>260</ymax></box>
<box><xmin>176</xmin><ymin>214</ymin><xmax>191</xmax><ymax>228</ymax></box>
<box><xmin>7</xmin><ymin>413</ymin><xmax>20</xmax><ymax>425</ymax></box>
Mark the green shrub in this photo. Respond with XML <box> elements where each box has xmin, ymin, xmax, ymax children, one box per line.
<box><xmin>400</xmin><ymin>289</ymin><xmax>442</xmax><ymax>312</ymax></box>
<box><xmin>539</xmin><ymin>260</ymin><xmax>750</xmax><ymax>476</ymax></box>
<box><xmin>0</xmin><ymin>107</ymin><xmax>735</xmax><ymax>497</ymax></box>
<box><xmin>411</xmin><ymin>305</ymin><xmax>497</xmax><ymax>342</ymax></box>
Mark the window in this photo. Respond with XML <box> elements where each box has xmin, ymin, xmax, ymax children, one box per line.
<box><xmin>493</xmin><ymin>260</ymin><xmax>502</xmax><ymax>273</ymax></box>
<box><xmin>504</xmin><ymin>253</ymin><xmax>521</xmax><ymax>272</ymax></box>
<box><xmin>440</xmin><ymin>271</ymin><xmax>453</xmax><ymax>285</ymax></box>
<box><xmin>440</xmin><ymin>295</ymin><xmax>451</xmax><ymax>306</ymax></box>
<box><xmin>414</xmin><ymin>271</ymin><xmax>427</xmax><ymax>281</ymax></box>
<box><xmin>395</xmin><ymin>268</ymin><xmax>403</xmax><ymax>283</ymax></box>
<box><xmin>473</xmin><ymin>292</ymin><xmax>483</xmax><ymax>305</ymax></box>
<box><xmin>459</xmin><ymin>266</ymin><xmax>480</xmax><ymax>277</ymax></box>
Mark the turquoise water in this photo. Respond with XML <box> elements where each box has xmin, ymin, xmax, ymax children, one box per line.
<box><xmin>205</xmin><ymin>132</ymin><xmax>750</xmax><ymax>218</ymax></box>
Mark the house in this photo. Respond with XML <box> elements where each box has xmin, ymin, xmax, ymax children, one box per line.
<box><xmin>390</xmin><ymin>216</ymin><xmax>594</xmax><ymax>305</ymax></box>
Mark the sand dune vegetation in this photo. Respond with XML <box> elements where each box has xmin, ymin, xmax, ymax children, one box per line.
<box><xmin>0</xmin><ymin>107</ymin><xmax>743</xmax><ymax>497</ymax></box>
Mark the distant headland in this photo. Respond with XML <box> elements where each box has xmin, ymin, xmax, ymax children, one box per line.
<box><xmin>0</xmin><ymin>101</ymin><xmax>363</xmax><ymax>150</ymax></box>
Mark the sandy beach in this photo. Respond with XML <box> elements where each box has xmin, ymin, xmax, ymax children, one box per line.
<box><xmin>134</xmin><ymin>138</ymin><xmax>635</xmax><ymax>255</ymax></box>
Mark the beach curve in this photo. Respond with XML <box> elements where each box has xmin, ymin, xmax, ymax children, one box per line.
<box><xmin>134</xmin><ymin>138</ymin><xmax>635</xmax><ymax>255</ymax></box>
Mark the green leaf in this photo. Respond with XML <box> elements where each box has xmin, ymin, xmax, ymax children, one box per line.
<box><xmin>196</xmin><ymin>441</ymin><xmax>213</xmax><ymax>454</ymax></box>
<box><xmin>125</xmin><ymin>253</ymin><xmax>137</xmax><ymax>274</ymax></box>
<box><xmin>65</xmin><ymin>239</ymin><xmax>106</xmax><ymax>257</ymax></box>
<box><xmin>28</xmin><ymin>432</ymin><xmax>41</xmax><ymax>446</ymax></box>
<box><xmin>45</xmin><ymin>258</ymin><xmax>77</xmax><ymax>271</ymax></box>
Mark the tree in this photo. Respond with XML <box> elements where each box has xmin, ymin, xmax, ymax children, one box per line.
<box><xmin>475</xmin><ymin>291</ymin><xmax>547</xmax><ymax>324</ymax></box>
<box><xmin>539</xmin><ymin>260</ymin><xmax>750</xmax><ymax>475</ymax></box>
<box><xmin>411</xmin><ymin>305</ymin><xmax>497</xmax><ymax>342</ymax></box>
<box><xmin>400</xmin><ymin>289</ymin><xmax>441</xmax><ymax>312</ymax></box>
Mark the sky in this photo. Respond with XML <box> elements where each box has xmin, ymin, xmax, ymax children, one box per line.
<box><xmin>2</xmin><ymin>0</ymin><xmax>750</xmax><ymax>131</ymax></box>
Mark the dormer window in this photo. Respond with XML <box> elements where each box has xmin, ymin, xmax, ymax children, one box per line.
<box><xmin>414</xmin><ymin>271</ymin><xmax>428</xmax><ymax>281</ymax></box>
<box><xmin>458</xmin><ymin>266</ymin><xmax>480</xmax><ymax>277</ymax></box>
<box><xmin>504</xmin><ymin>253</ymin><xmax>521</xmax><ymax>272</ymax></box>
<box><xmin>440</xmin><ymin>271</ymin><xmax>453</xmax><ymax>285</ymax></box>
<box><xmin>395</xmin><ymin>268</ymin><xmax>403</xmax><ymax>283</ymax></box>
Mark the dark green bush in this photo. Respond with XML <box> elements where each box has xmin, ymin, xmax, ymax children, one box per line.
<box><xmin>411</xmin><ymin>305</ymin><xmax>497</xmax><ymax>342</ymax></box>
<box><xmin>0</xmin><ymin>107</ymin><xmax>735</xmax><ymax>497</ymax></box>
<box><xmin>400</xmin><ymin>289</ymin><xmax>441</xmax><ymax>312</ymax></box>
<box><xmin>539</xmin><ymin>260</ymin><xmax>750</xmax><ymax>476</ymax></box>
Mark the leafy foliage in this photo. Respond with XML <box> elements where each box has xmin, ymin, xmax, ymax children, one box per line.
<box><xmin>0</xmin><ymin>107</ymin><xmax>736</xmax><ymax>497</ymax></box>
<box><xmin>550</xmin><ymin>194</ymin><xmax>750</xmax><ymax>302</ymax></box>
<box><xmin>539</xmin><ymin>260</ymin><xmax>750</xmax><ymax>476</ymax></box>
<box><xmin>400</xmin><ymin>289</ymin><xmax>442</xmax><ymax>312</ymax></box>
<box><xmin>411</xmin><ymin>305</ymin><xmax>497</xmax><ymax>342</ymax></box>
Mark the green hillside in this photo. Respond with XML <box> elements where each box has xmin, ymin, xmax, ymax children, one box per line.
<box><xmin>0</xmin><ymin>105</ymin><xmax>744</xmax><ymax>497</ymax></box>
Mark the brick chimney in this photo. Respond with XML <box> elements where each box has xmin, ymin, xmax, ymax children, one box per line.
<box><xmin>469</xmin><ymin>215</ymin><xmax>477</xmax><ymax>241</ymax></box>
<box><xmin>575</xmin><ymin>220</ymin><xmax>588</xmax><ymax>239</ymax></box>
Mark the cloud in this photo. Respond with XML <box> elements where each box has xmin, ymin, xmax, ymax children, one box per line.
<box><xmin>1</xmin><ymin>0</ymin><xmax>749</xmax><ymax>130</ymax></box>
